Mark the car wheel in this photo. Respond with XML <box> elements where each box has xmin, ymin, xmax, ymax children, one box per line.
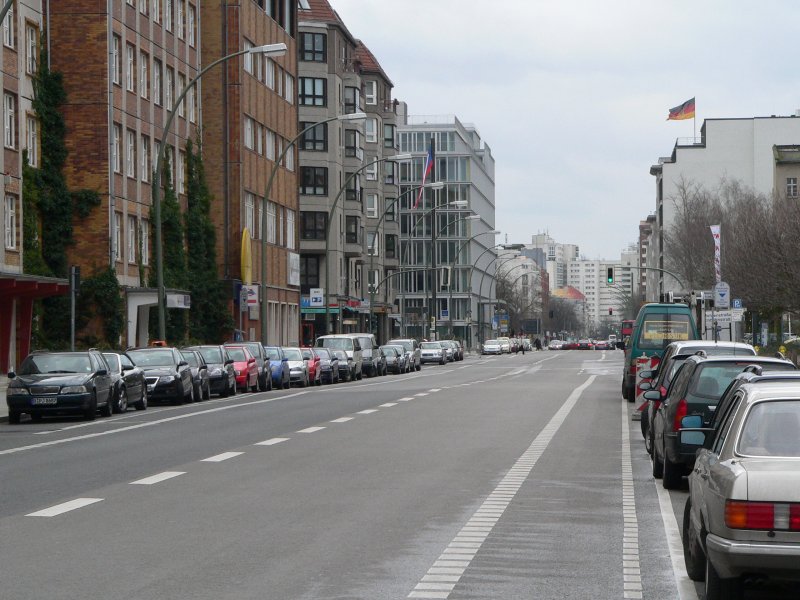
<box><xmin>644</xmin><ymin>422</ymin><xmax>654</xmax><ymax>456</ymax></box>
<box><xmin>301</xmin><ymin>374</ymin><xmax>308</xmax><ymax>388</ymax></box>
<box><xmin>416</xmin><ymin>362</ymin><xmax>421</xmax><ymax>371</ymax></box>
<box><xmin>8</xmin><ymin>409</ymin><xmax>21</xmax><ymax>424</ymax></box>
<box><xmin>267</xmin><ymin>375</ymin><xmax>273</xmax><ymax>391</ymax></box>
<box><xmin>705</xmin><ymin>551</ymin><xmax>741</xmax><ymax>600</ymax></box>
<box><xmin>113</xmin><ymin>386</ymin><xmax>128</xmax><ymax>414</ymax></box>
<box><xmin>203</xmin><ymin>381</ymin><xmax>211</xmax><ymax>400</ymax></box>
<box><xmin>683</xmin><ymin>500</ymin><xmax>705</xmax><ymax>582</ymax></box>
<box><xmin>640</xmin><ymin>407</ymin><xmax>648</xmax><ymax>439</ymax></box>
<box><xmin>662</xmin><ymin>456</ymin><xmax>683</xmax><ymax>490</ymax></box>
<box><xmin>84</xmin><ymin>392</ymin><xmax>97</xmax><ymax>421</ymax></box>
<box><xmin>652</xmin><ymin>444</ymin><xmax>664</xmax><ymax>478</ymax></box>
<box><xmin>283</xmin><ymin>376</ymin><xmax>290</xmax><ymax>390</ymax></box>
<box><xmin>134</xmin><ymin>387</ymin><xmax>147</xmax><ymax>411</ymax></box>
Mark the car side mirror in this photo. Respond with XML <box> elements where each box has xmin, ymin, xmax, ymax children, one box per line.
<box><xmin>282</xmin><ymin>357</ymin><xmax>288</xmax><ymax>362</ymax></box>
<box><xmin>639</xmin><ymin>370</ymin><xmax>654</xmax><ymax>380</ymax></box>
<box><xmin>199</xmin><ymin>364</ymin><xmax>208</xmax><ymax>370</ymax></box>
<box><xmin>248</xmin><ymin>358</ymin><xmax>255</xmax><ymax>364</ymax></box>
<box><xmin>681</xmin><ymin>415</ymin><xmax>703</xmax><ymax>428</ymax></box>
<box><xmin>178</xmin><ymin>361</ymin><xmax>188</xmax><ymax>367</ymax></box>
<box><xmin>96</xmin><ymin>369</ymin><xmax>108</xmax><ymax>376</ymax></box>
<box><xmin>639</xmin><ymin>381</ymin><xmax>652</xmax><ymax>391</ymax></box>
<box><xmin>642</xmin><ymin>390</ymin><xmax>662</xmax><ymax>401</ymax></box>
<box><xmin>122</xmin><ymin>364</ymin><xmax>134</xmax><ymax>372</ymax></box>
<box><xmin>8</xmin><ymin>370</ymin><xmax>16</xmax><ymax>379</ymax></box>
<box><xmin>225</xmin><ymin>359</ymin><xmax>234</xmax><ymax>365</ymax></box>
<box><xmin>678</xmin><ymin>428</ymin><xmax>713</xmax><ymax>450</ymax></box>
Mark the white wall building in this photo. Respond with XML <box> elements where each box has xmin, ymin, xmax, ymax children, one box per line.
<box><xmin>528</xmin><ymin>233</ymin><xmax>579</xmax><ymax>289</ymax></box>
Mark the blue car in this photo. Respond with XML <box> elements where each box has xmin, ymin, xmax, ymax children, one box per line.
<box><xmin>264</xmin><ymin>346</ymin><xmax>290</xmax><ymax>390</ymax></box>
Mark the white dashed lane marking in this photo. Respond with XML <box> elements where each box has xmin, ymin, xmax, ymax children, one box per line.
<box><xmin>26</xmin><ymin>497</ymin><xmax>104</xmax><ymax>517</ymax></box>
<box><xmin>254</xmin><ymin>437</ymin><xmax>289</xmax><ymax>446</ymax></box>
<box><xmin>201</xmin><ymin>452</ymin><xmax>244</xmax><ymax>463</ymax></box>
<box><xmin>380</xmin><ymin>402</ymin><xmax>397</xmax><ymax>408</ymax></box>
<box><xmin>330</xmin><ymin>417</ymin><xmax>354</xmax><ymax>423</ymax></box>
<box><xmin>415</xmin><ymin>393</ymin><xmax>429</xmax><ymax>397</ymax></box>
<box><xmin>297</xmin><ymin>426</ymin><xmax>325</xmax><ymax>434</ymax></box>
<box><xmin>357</xmin><ymin>409</ymin><xmax>378</xmax><ymax>415</ymax></box>
<box><xmin>397</xmin><ymin>397</ymin><xmax>414</xmax><ymax>402</ymax></box>
<box><xmin>130</xmin><ymin>471</ymin><xmax>185</xmax><ymax>485</ymax></box>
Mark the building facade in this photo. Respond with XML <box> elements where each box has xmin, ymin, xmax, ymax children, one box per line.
<box><xmin>528</xmin><ymin>232</ymin><xmax>579</xmax><ymax>290</ymax></box>
<box><xmin>397</xmin><ymin>115</ymin><xmax>496</xmax><ymax>348</ymax></box>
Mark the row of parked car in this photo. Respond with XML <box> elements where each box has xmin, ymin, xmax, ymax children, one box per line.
<box><xmin>480</xmin><ymin>337</ymin><xmax>533</xmax><ymax>354</ymax></box>
<box><xmin>622</xmin><ymin>301</ymin><xmax>800</xmax><ymax>599</ymax></box>
<box><xmin>4</xmin><ymin>334</ymin><xmax>446</xmax><ymax>424</ymax></box>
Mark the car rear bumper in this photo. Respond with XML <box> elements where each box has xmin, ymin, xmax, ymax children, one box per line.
<box><xmin>706</xmin><ymin>533</ymin><xmax>800</xmax><ymax>580</ymax></box>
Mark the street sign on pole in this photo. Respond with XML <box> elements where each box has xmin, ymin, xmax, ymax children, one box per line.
<box><xmin>713</xmin><ymin>281</ymin><xmax>731</xmax><ymax>310</ymax></box>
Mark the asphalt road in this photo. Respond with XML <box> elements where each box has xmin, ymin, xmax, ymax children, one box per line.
<box><xmin>1</xmin><ymin>350</ymin><xmax>797</xmax><ymax>599</ymax></box>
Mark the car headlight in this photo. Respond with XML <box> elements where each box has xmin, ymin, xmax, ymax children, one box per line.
<box><xmin>9</xmin><ymin>386</ymin><xmax>29</xmax><ymax>395</ymax></box>
<box><xmin>234</xmin><ymin>369</ymin><xmax>241</xmax><ymax>376</ymax></box>
<box><xmin>209</xmin><ymin>367</ymin><xmax>222</xmax><ymax>376</ymax></box>
<box><xmin>160</xmin><ymin>375</ymin><xmax>175</xmax><ymax>383</ymax></box>
<box><xmin>61</xmin><ymin>385</ymin><xmax>88</xmax><ymax>394</ymax></box>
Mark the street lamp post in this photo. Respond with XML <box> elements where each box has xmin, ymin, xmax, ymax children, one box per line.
<box><xmin>477</xmin><ymin>254</ymin><xmax>525</xmax><ymax>346</ymax></box>
<box><xmin>259</xmin><ymin>111</ymin><xmax>367</xmax><ymax>343</ymax></box>
<box><xmin>444</xmin><ymin>227</ymin><xmax>496</xmax><ymax>339</ymax></box>
<box><xmin>152</xmin><ymin>42</ymin><xmax>287</xmax><ymax>341</ymax></box>
<box><xmin>324</xmin><ymin>154</ymin><xmax>411</xmax><ymax>336</ymax></box>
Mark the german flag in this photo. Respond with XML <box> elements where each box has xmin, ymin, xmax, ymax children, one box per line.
<box><xmin>667</xmin><ymin>97</ymin><xmax>695</xmax><ymax>121</ymax></box>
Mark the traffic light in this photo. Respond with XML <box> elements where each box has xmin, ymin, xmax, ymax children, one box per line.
<box><xmin>608</xmin><ymin>308</ymin><xmax>613</xmax><ymax>316</ymax></box>
<box><xmin>607</xmin><ymin>267</ymin><xmax>614</xmax><ymax>284</ymax></box>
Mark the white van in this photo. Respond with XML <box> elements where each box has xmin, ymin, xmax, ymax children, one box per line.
<box><xmin>315</xmin><ymin>335</ymin><xmax>363</xmax><ymax>381</ymax></box>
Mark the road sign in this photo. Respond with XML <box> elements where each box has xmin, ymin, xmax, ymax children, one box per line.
<box><xmin>310</xmin><ymin>288</ymin><xmax>324</xmax><ymax>307</ymax></box>
<box><xmin>713</xmin><ymin>281</ymin><xmax>731</xmax><ymax>310</ymax></box>
<box><xmin>732</xmin><ymin>298</ymin><xmax>742</xmax><ymax>309</ymax></box>
<box><xmin>704</xmin><ymin>309</ymin><xmax>744</xmax><ymax>324</ymax></box>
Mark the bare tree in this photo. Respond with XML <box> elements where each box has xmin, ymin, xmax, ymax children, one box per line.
<box><xmin>545</xmin><ymin>297</ymin><xmax>581</xmax><ymax>337</ymax></box>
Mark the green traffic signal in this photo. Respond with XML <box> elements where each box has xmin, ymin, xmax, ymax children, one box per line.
<box><xmin>607</xmin><ymin>267</ymin><xmax>614</xmax><ymax>284</ymax></box>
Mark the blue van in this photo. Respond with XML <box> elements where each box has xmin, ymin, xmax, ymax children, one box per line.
<box><xmin>622</xmin><ymin>302</ymin><xmax>699</xmax><ymax>401</ymax></box>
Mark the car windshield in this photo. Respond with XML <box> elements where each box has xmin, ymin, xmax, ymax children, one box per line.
<box><xmin>284</xmin><ymin>349</ymin><xmax>302</xmax><ymax>360</ymax></box>
<box><xmin>196</xmin><ymin>347</ymin><xmax>222</xmax><ymax>364</ymax></box>
<box><xmin>389</xmin><ymin>340</ymin><xmax>412</xmax><ymax>351</ymax></box>
<box><xmin>239</xmin><ymin>343</ymin><xmax>261</xmax><ymax>358</ymax></box>
<box><xmin>317</xmin><ymin>338</ymin><xmax>352</xmax><ymax>351</ymax></box>
<box><xmin>421</xmin><ymin>342</ymin><xmax>440</xmax><ymax>349</ymax></box>
<box><xmin>690</xmin><ymin>361</ymin><xmax>797</xmax><ymax>400</ymax></box>
<box><xmin>485</xmin><ymin>340</ymin><xmax>499</xmax><ymax>345</ymax></box>
<box><xmin>226</xmin><ymin>348</ymin><xmax>248</xmax><ymax>361</ymax></box>
<box><xmin>181</xmin><ymin>352</ymin><xmax>199</xmax><ymax>367</ymax></box>
<box><xmin>315</xmin><ymin>348</ymin><xmax>331</xmax><ymax>359</ymax></box>
<box><xmin>128</xmin><ymin>349</ymin><xmax>175</xmax><ymax>367</ymax></box>
<box><xmin>19</xmin><ymin>353</ymin><xmax>93</xmax><ymax>375</ymax></box>
<box><xmin>381</xmin><ymin>347</ymin><xmax>397</xmax><ymax>356</ymax></box>
<box><xmin>355</xmin><ymin>337</ymin><xmax>373</xmax><ymax>349</ymax></box>
<box><xmin>737</xmin><ymin>400</ymin><xmax>800</xmax><ymax>457</ymax></box>
<box><xmin>301</xmin><ymin>349</ymin><xmax>314</xmax><ymax>360</ymax></box>
<box><xmin>264</xmin><ymin>348</ymin><xmax>281</xmax><ymax>360</ymax></box>
<box><xmin>102</xmin><ymin>353</ymin><xmax>121</xmax><ymax>373</ymax></box>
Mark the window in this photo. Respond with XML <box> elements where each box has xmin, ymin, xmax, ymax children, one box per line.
<box><xmin>344</xmin><ymin>86</ymin><xmax>360</xmax><ymax>113</ymax></box>
<box><xmin>366</xmin><ymin>193</ymin><xmax>378</xmax><ymax>218</ymax></box>
<box><xmin>140</xmin><ymin>220</ymin><xmax>150</xmax><ymax>265</ymax></box>
<box><xmin>366</xmin><ymin>232</ymin><xmax>379</xmax><ymax>255</ymax></box>
<box><xmin>788</xmin><ymin>177</ymin><xmax>798</xmax><ymax>198</ymax></box>
<box><xmin>385</xmin><ymin>234</ymin><xmax>397</xmax><ymax>259</ymax></box>
<box><xmin>267</xmin><ymin>201</ymin><xmax>277</xmax><ymax>244</ymax></box>
<box><xmin>165</xmin><ymin>0</ymin><xmax>173</xmax><ymax>30</ymax></box>
<box><xmin>165</xmin><ymin>67</ymin><xmax>174</xmax><ymax>109</ymax></box>
<box><xmin>300</xmin><ymin>122</ymin><xmax>326</xmax><ymax>151</ymax></box>
<box><xmin>167</xmin><ymin>146</ymin><xmax>175</xmax><ymax>187</ymax></box>
<box><xmin>286</xmin><ymin>208</ymin><xmax>295</xmax><ymax>250</ymax></box>
<box><xmin>140</xmin><ymin>135</ymin><xmax>150</xmax><ymax>182</ymax></box>
<box><xmin>127</xmin><ymin>215</ymin><xmax>137</xmax><ymax>263</ymax></box>
<box><xmin>285</xmin><ymin>73</ymin><xmax>294</xmax><ymax>104</ymax></box>
<box><xmin>25</xmin><ymin>24</ymin><xmax>37</xmax><ymax>74</ymax></box>
<box><xmin>153</xmin><ymin>59</ymin><xmax>162</xmax><ymax>105</ymax></box>
<box><xmin>345</xmin><ymin>216</ymin><xmax>359</xmax><ymax>244</ymax></box>
<box><xmin>126</xmin><ymin>44</ymin><xmax>136</xmax><ymax>91</ymax></box>
<box><xmin>4</xmin><ymin>195</ymin><xmax>16</xmax><ymax>249</ymax></box>
<box><xmin>3</xmin><ymin>5</ymin><xmax>13</xmax><ymax>48</ymax></box>
<box><xmin>365</xmin><ymin>159</ymin><xmax>377</xmax><ymax>181</ymax></box>
<box><xmin>244</xmin><ymin>193</ymin><xmax>255</xmax><ymax>238</ymax></box>
<box><xmin>255</xmin><ymin>124</ymin><xmax>264</xmax><ymax>155</ymax></box>
<box><xmin>244</xmin><ymin>116</ymin><xmax>254</xmax><ymax>150</ymax></box>
<box><xmin>188</xmin><ymin>84</ymin><xmax>196</xmax><ymax>122</ymax></box>
<box><xmin>266</xmin><ymin>129</ymin><xmax>275</xmax><ymax>160</ymax></box>
<box><xmin>177</xmin><ymin>150</ymin><xmax>185</xmax><ymax>193</ymax></box>
<box><xmin>345</xmin><ymin>173</ymin><xmax>361</xmax><ymax>202</ymax></box>
<box><xmin>384</xmin><ymin>197</ymin><xmax>396</xmax><ymax>221</ymax></box>
<box><xmin>365</xmin><ymin>118</ymin><xmax>377</xmax><ymax>143</ymax></box>
<box><xmin>284</xmin><ymin>139</ymin><xmax>294</xmax><ymax>171</ymax></box>
<box><xmin>112</xmin><ymin>35</ymin><xmax>121</xmax><ymax>84</ymax></box>
<box><xmin>265</xmin><ymin>59</ymin><xmax>275</xmax><ymax>89</ymax></box>
<box><xmin>26</xmin><ymin>116</ymin><xmax>37</xmax><ymax>167</ymax></box>
<box><xmin>177</xmin><ymin>0</ymin><xmax>185</xmax><ymax>38</ymax></box>
<box><xmin>300</xmin><ymin>167</ymin><xmax>327</xmax><ymax>195</ymax></box>
<box><xmin>153</xmin><ymin>0</ymin><xmax>161</xmax><ymax>23</ymax></box>
<box><xmin>139</xmin><ymin>0</ymin><xmax>148</xmax><ymax>15</ymax></box>
<box><xmin>300</xmin><ymin>256</ymin><xmax>320</xmax><ymax>292</ymax></box>
<box><xmin>114</xmin><ymin>212</ymin><xmax>122</xmax><ymax>261</ymax></box>
<box><xmin>299</xmin><ymin>77</ymin><xmax>326</xmax><ymax>106</ymax></box>
<box><xmin>345</xmin><ymin>129</ymin><xmax>361</xmax><ymax>158</ymax></box>
<box><xmin>187</xmin><ymin>4</ymin><xmax>196</xmax><ymax>46</ymax></box>
<box><xmin>244</xmin><ymin>39</ymin><xmax>253</xmax><ymax>74</ymax></box>
<box><xmin>113</xmin><ymin>123</ymin><xmax>122</xmax><ymax>172</ymax></box>
<box><xmin>301</xmin><ymin>211</ymin><xmax>327</xmax><ymax>240</ymax></box>
<box><xmin>384</xmin><ymin>161</ymin><xmax>396</xmax><ymax>184</ymax></box>
<box><xmin>383</xmin><ymin>123</ymin><xmax>395</xmax><ymax>148</ymax></box>
<box><xmin>140</xmin><ymin>51</ymin><xmax>149</xmax><ymax>98</ymax></box>
<box><xmin>365</xmin><ymin>80</ymin><xmax>377</xmax><ymax>105</ymax></box>
<box><xmin>300</xmin><ymin>32</ymin><xmax>325</xmax><ymax>62</ymax></box>
<box><xmin>177</xmin><ymin>74</ymin><xmax>186</xmax><ymax>117</ymax></box>
<box><xmin>126</xmin><ymin>129</ymin><xmax>136</xmax><ymax>177</ymax></box>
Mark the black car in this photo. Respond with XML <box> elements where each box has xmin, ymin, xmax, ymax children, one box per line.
<box><xmin>184</xmin><ymin>345</ymin><xmax>236</xmax><ymax>397</ymax></box>
<box><xmin>180</xmin><ymin>349</ymin><xmax>211</xmax><ymax>401</ymax></box>
<box><xmin>649</xmin><ymin>355</ymin><xmax>796</xmax><ymax>489</ymax></box>
<box><xmin>314</xmin><ymin>347</ymin><xmax>340</xmax><ymax>384</ymax></box>
<box><xmin>127</xmin><ymin>347</ymin><xmax>194</xmax><ymax>405</ymax></box>
<box><xmin>103</xmin><ymin>352</ymin><xmax>147</xmax><ymax>413</ymax></box>
<box><xmin>6</xmin><ymin>350</ymin><xmax>115</xmax><ymax>423</ymax></box>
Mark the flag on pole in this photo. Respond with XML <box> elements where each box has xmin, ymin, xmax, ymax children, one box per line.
<box><xmin>710</xmin><ymin>224</ymin><xmax>721</xmax><ymax>283</ymax></box>
<box><xmin>413</xmin><ymin>144</ymin><xmax>434</xmax><ymax>209</ymax></box>
<box><xmin>667</xmin><ymin>97</ymin><xmax>695</xmax><ymax>121</ymax></box>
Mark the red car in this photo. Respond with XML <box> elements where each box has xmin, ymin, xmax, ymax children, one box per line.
<box><xmin>301</xmin><ymin>348</ymin><xmax>322</xmax><ymax>386</ymax></box>
<box><xmin>225</xmin><ymin>345</ymin><xmax>259</xmax><ymax>393</ymax></box>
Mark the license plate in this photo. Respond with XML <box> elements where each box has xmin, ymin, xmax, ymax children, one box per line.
<box><xmin>32</xmin><ymin>397</ymin><xmax>57</xmax><ymax>405</ymax></box>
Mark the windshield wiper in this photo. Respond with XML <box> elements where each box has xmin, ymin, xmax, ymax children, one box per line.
<box><xmin>47</xmin><ymin>370</ymin><xmax>76</xmax><ymax>374</ymax></box>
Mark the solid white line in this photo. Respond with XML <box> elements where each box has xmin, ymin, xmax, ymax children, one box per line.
<box><xmin>255</xmin><ymin>437</ymin><xmax>289</xmax><ymax>446</ymax></box>
<box><xmin>407</xmin><ymin>375</ymin><xmax>597</xmax><ymax>598</ymax></box>
<box><xmin>330</xmin><ymin>417</ymin><xmax>354</xmax><ymax>423</ymax></box>
<box><xmin>655</xmin><ymin>475</ymin><xmax>700</xmax><ymax>600</ymax></box>
<box><xmin>0</xmin><ymin>392</ymin><xmax>309</xmax><ymax>456</ymax></box>
<box><xmin>297</xmin><ymin>426</ymin><xmax>325</xmax><ymax>433</ymax></box>
<box><xmin>26</xmin><ymin>497</ymin><xmax>103</xmax><ymax>517</ymax></box>
<box><xmin>201</xmin><ymin>451</ymin><xmax>244</xmax><ymax>463</ymax></box>
<box><xmin>130</xmin><ymin>471</ymin><xmax>185</xmax><ymax>485</ymax></box>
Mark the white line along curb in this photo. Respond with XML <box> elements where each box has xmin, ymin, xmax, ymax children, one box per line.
<box><xmin>622</xmin><ymin>398</ymin><xmax>643</xmax><ymax>599</ymax></box>
<box><xmin>407</xmin><ymin>376</ymin><xmax>597</xmax><ymax>599</ymax></box>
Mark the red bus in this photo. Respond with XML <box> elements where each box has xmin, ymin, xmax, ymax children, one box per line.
<box><xmin>621</xmin><ymin>320</ymin><xmax>634</xmax><ymax>340</ymax></box>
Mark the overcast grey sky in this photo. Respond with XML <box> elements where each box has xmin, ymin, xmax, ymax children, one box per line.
<box><xmin>330</xmin><ymin>0</ymin><xmax>800</xmax><ymax>260</ymax></box>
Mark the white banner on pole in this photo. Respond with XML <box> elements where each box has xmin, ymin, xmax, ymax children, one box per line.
<box><xmin>710</xmin><ymin>224</ymin><xmax>721</xmax><ymax>283</ymax></box>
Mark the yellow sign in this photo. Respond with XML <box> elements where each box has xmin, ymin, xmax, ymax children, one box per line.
<box><xmin>642</xmin><ymin>320</ymin><xmax>689</xmax><ymax>341</ymax></box>
<box><xmin>241</xmin><ymin>229</ymin><xmax>252</xmax><ymax>285</ymax></box>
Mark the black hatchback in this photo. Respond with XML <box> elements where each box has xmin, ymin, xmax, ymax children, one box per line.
<box><xmin>6</xmin><ymin>350</ymin><xmax>115</xmax><ymax>423</ymax></box>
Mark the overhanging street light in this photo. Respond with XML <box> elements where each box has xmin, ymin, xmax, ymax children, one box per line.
<box><xmin>153</xmin><ymin>42</ymin><xmax>287</xmax><ymax>341</ymax></box>
<box><xmin>259</xmin><ymin>111</ymin><xmax>367</xmax><ymax>343</ymax></box>
<box><xmin>324</xmin><ymin>153</ymin><xmax>412</xmax><ymax>336</ymax></box>
<box><xmin>445</xmin><ymin>230</ymin><xmax>499</xmax><ymax>338</ymax></box>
